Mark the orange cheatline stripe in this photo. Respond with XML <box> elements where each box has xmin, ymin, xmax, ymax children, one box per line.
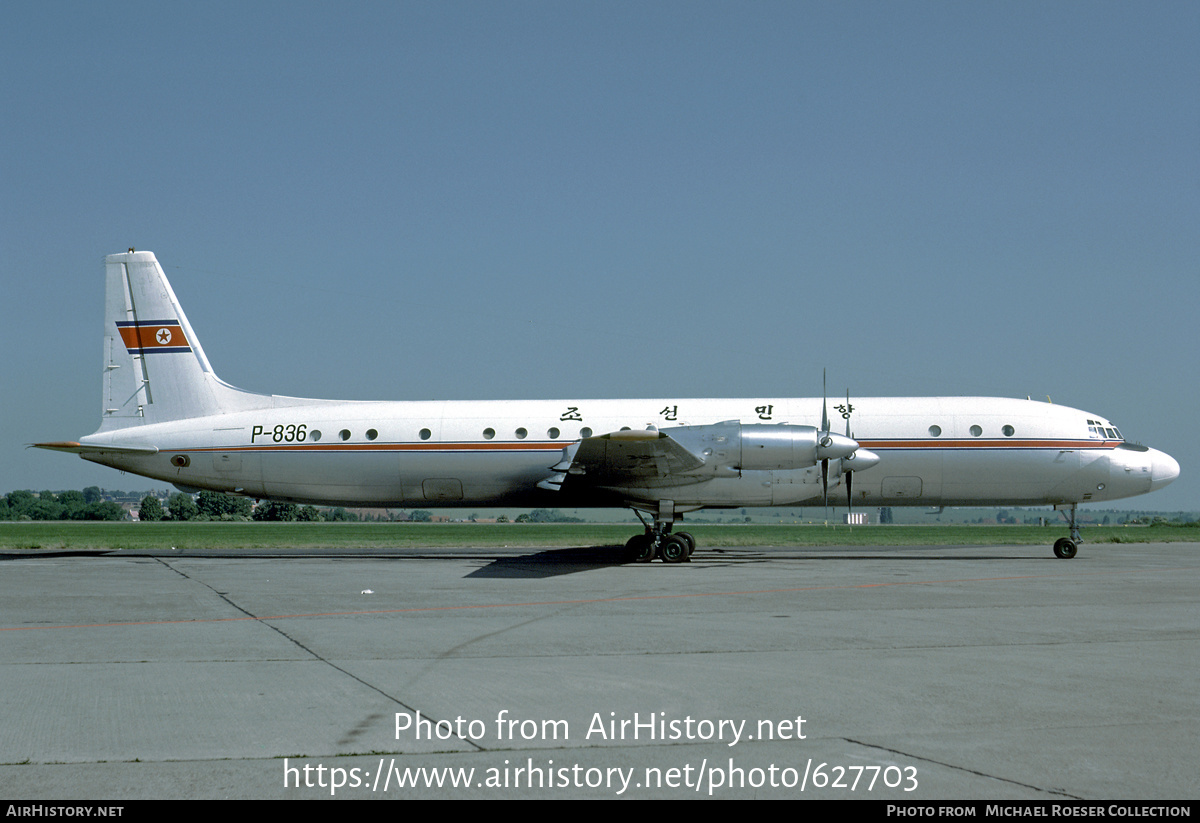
<box><xmin>182</xmin><ymin>441</ymin><xmax>567</xmax><ymax>453</ymax></box>
<box><xmin>169</xmin><ymin>439</ymin><xmax>1119</xmax><ymax>455</ymax></box>
<box><xmin>860</xmin><ymin>439</ymin><xmax>1118</xmax><ymax>449</ymax></box>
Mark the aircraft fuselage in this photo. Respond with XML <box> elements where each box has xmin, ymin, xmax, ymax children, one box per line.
<box><xmin>36</xmin><ymin>251</ymin><xmax>1180</xmax><ymax>560</ymax></box>
<box><xmin>75</xmin><ymin>395</ymin><xmax>1174</xmax><ymax>511</ymax></box>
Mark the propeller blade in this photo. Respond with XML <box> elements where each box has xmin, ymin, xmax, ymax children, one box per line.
<box><xmin>847</xmin><ymin>389</ymin><xmax>852</xmax><ymax>516</ymax></box>
<box><xmin>844</xmin><ymin>388</ymin><xmax>855</xmax><ymax>518</ymax></box>
<box><xmin>821</xmin><ymin>369</ymin><xmax>829</xmax><ymax>434</ymax></box>
<box><xmin>821</xmin><ymin>457</ymin><xmax>829</xmax><ymax>509</ymax></box>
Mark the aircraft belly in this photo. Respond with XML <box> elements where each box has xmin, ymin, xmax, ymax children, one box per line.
<box><xmin>259</xmin><ymin>450</ymin><xmax>402</xmax><ymax>505</ymax></box>
<box><xmin>592</xmin><ymin>475</ymin><xmax>776</xmax><ymax>508</ymax></box>
<box><xmin>945</xmin><ymin>448</ymin><xmax>1079</xmax><ymax>504</ymax></box>
<box><xmin>211</xmin><ymin>452</ymin><xmax>264</xmax><ymax>497</ymax></box>
<box><xmin>253</xmin><ymin>448</ymin><xmax>555</xmax><ymax>506</ymax></box>
<box><xmin>83</xmin><ymin>451</ymin><xmax>267</xmax><ymax>497</ymax></box>
<box><xmin>864</xmin><ymin>449</ymin><xmax>943</xmax><ymax>502</ymax></box>
<box><xmin>1044</xmin><ymin>449</ymin><xmax>1109</xmax><ymax>504</ymax></box>
<box><xmin>401</xmin><ymin>452</ymin><xmax>556</xmax><ymax>506</ymax></box>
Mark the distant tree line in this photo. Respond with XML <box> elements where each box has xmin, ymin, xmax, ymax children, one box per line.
<box><xmin>524</xmin><ymin>508</ymin><xmax>585</xmax><ymax>523</ymax></box>
<box><xmin>138</xmin><ymin>491</ymin><xmax>327</xmax><ymax>522</ymax></box>
<box><xmin>1</xmin><ymin>488</ymin><xmax>125</xmax><ymax>521</ymax></box>
<box><xmin>5</xmin><ymin>489</ymin><xmax>590</xmax><ymax>525</ymax></box>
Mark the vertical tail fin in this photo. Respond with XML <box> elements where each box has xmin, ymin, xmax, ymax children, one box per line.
<box><xmin>99</xmin><ymin>250</ymin><xmax>266</xmax><ymax>430</ymax></box>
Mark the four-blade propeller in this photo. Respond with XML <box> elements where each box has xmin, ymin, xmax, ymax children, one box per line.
<box><xmin>820</xmin><ymin>372</ymin><xmax>880</xmax><ymax>521</ymax></box>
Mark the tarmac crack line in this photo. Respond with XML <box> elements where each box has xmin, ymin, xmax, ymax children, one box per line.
<box><xmin>150</xmin><ymin>558</ymin><xmax>485</xmax><ymax>753</ymax></box>
<box><xmin>399</xmin><ymin>602</ymin><xmax>591</xmax><ymax>700</ymax></box>
<box><xmin>842</xmin><ymin>737</ymin><xmax>1085</xmax><ymax>799</ymax></box>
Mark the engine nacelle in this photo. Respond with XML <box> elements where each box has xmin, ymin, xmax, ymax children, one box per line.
<box><xmin>840</xmin><ymin>447</ymin><xmax>880</xmax><ymax>473</ymax></box>
<box><xmin>666</xmin><ymin>421</ymin><xmax>860</xmax><ymax>473</ymax></box>
<box><xmin>737</xmin><ymin>424</ymin><xmax>858</xmax><ymax>470</ymax></box>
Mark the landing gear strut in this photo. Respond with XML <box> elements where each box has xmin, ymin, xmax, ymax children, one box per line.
<box><xmin>1053</xmin><ymin>503</ymin><xmax>1081</xmax><ymax>559</ymax></box>
<box><xmin>625</xmin><ymin>502</ymin><xmax>695</xmax><ymax>564</ymax></box>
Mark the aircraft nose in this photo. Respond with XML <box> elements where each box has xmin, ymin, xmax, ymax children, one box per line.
<box><xmin>1149</xmin><ymin>449</ymin><xmax>1180</xmax><ymax>491</ymax></box>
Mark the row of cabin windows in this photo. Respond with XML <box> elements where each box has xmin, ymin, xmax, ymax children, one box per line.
<box><xmin>261</xmin><ymin>423</ymin><xmax>1148</xmax><ymax>444</ymax></box>
<box><xmin>927</xmin><ymin>424</ymin><xmax>1017</xmax><ymax>438</ymax></box>
<box><xmin>306</xmin><ymin>426</ymin><xmax>597</xmax><ymax>443</ymax></box>
<box><xmin>307</xmin><ymin>429</ymin><xmax>378</xmax><ymax>442</ymax></box>
<box><xmin>478</xmin><ymin>426</ymin><xmax>596</xmax><ymax>441</ymax></box>
<box><xmin>298</xmin><ymin>424</ymin><xmax>1083</xmax><ymax>443</ymax></box>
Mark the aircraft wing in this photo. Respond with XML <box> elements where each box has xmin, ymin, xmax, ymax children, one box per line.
<box><xmin>536</xmin><ymin>419</ymin><xmax>865</xmax><ymax>494</ymax></box>
<box><xmin>538</xmin><ymin>428</ymin><xmax>709</xmax><ymax>492</ymax></box>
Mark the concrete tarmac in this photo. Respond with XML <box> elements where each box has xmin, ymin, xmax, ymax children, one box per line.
<box><xmin>1</xmin><ymin>542</ymin><xmax>1197</xmax><ymax>800</ymax></box>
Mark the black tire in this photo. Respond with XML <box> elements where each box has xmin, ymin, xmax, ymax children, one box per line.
<box><xmin>1053</xmin><ymin>537</ymin><xmax>1078</xmax><ymax>559</ymax></box>
<box><xmin>660</xmin><ymin>535</ymin><xmax>688</xmax><ymax>563</ymax></box>
<box><xmin>625</xmin><ymin>534</ymin><xmax>656</xmax><ymax>562</ymax></box>
<box><xmin>675</xmin><ymin>531</ymin><xmax>696</xmax><ymax>557</ymax></box>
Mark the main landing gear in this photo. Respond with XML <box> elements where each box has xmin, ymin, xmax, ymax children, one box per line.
<box><xmin>1053</xmin><ymin>503</ymin><xmax>1082</xmax><ymax>559</ymax></box>
<box><xmin>625</xmin><ymin>503</ymin><xmax>696</xmax><ymax>564</ymax></box>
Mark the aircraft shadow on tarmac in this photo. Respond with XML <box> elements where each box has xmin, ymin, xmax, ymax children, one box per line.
<box><xmin>0</xmin><ymin>550</ymin><xmax>118</xmax><ymax>561</ymax></box>
<box><xmin>462</xmin><ymin>544</ymin><xmax>1054</xmax><ymax>579</ymax></box>
<box><xmin>465</xmin><ymin>545</ymin><xmax>630</xmax><ymax>578</ymax></box>
<box><xmin>0</xmin><ymin>546</ymin><xmax>1064</xmax><ymax>579</ymax></box>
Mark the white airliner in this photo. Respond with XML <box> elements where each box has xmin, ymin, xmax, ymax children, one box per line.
<box><xmin>36</xmin><ymin>251</ymin><xmax>1179</xmax><ymax>561</ymax></box>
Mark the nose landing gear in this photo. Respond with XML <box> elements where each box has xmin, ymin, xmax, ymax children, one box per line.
<box><xmin>1053</xmin><ymin>503</ymin><xmax>1082</xmax><ymax>559</ymax></box>
<box><xmin>1053</xmin><ymin>537</ymin><xmax>1078</xmax><ymax>559</ymax></box>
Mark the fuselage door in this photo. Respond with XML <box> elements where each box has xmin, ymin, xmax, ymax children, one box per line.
<box><xmin>881</xmin><ymin>476</ymin><xmax>923</xmax><ymax>499</ymax></box>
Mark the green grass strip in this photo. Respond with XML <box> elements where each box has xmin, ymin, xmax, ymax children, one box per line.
<box><xmin>1</xmin><ymin>521</ymin><xmax>1195</xmax><ymax>551</ymax></box>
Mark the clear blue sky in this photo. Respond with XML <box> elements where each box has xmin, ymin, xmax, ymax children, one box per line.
<box><xmin>3</xmin><ymin>1</ymin><xmax>1196</xmax><ymax>511</ymax></box>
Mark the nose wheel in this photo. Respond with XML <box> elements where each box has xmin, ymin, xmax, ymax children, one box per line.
<box><xmin>1053</xmin><ymin>503</ymin><xmax>1082</xmax><ymax>559</ymax></box>
<box><xmin>1053</xmin><ymin>537</ymin><xmax>1078</xmax><ymax>559</ymax></box>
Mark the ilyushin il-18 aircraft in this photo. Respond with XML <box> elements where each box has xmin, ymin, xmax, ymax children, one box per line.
<box><xmin>36</xmin><ymin>251</ymin><xmax>1179</xmax><ymax>561</ymax></box>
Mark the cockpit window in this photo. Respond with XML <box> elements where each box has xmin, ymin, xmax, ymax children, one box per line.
<box><xmin>1087</xmin><ymin>419</ymin><xmax>1124</xmax><ymax>441</ymax></box>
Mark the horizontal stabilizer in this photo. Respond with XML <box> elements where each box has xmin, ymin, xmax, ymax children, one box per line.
<box><xmin>31</xmin><ymin>441</ymin><xmax>159</xmax><ymax>455</ymax></box>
